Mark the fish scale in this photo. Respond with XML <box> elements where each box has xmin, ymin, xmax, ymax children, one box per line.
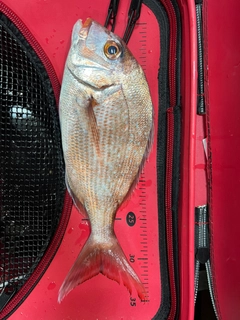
<box><xmin>88</xmin><ymin>92</ymin><xmax>128</xmax><ymax>216</ymax></box>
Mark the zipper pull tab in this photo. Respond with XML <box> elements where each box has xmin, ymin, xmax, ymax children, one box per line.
<box><xmin>123</xmin><ymin>0</ymin><xmax>143</xmax><ymax>44</ymax></box>
<box><xmin>195</xmin><ymin>205</ymin><xmax>209</xmax><ymax>302</ymax></box>
<box><xmin>195</xmin><ymin>205</ymin><xmax>219</xmax><ymax>318</ymax></box>
<box><xmin>104</xmin><ymin>0</ymin><xmax>120</xmax><ymax>32</ymax></box>
<box><xmin>195</xmin><ymin>205</ymin><xmax>210</xmax><ymax>264</ymax></box>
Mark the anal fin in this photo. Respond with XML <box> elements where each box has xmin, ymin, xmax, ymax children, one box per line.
<box><xmin>65</xmin><ymin>174</ymin><xmax>88</xmax><ymax>218</ymax></box>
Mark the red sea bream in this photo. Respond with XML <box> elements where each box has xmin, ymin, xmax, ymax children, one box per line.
<box><xmin>58</xmin><ymin>18</ymin><xmax>153</xmax><ymax>302</ymax></box>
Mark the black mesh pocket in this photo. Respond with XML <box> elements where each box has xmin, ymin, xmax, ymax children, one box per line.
<box><xmin>0</xmin><ymin>7</ymin><xmax>67</xmax><ymax>315</ymax></box>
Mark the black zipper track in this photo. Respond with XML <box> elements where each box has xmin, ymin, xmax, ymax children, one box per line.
<box><xmin>167</xmin><ymin>1</ymin><xmax>182</xmax><ymax>319</ymax></box>
<box><xmin>195</xmin><ymin>0</ymin><xmax>206</xmax><ymax>115</ymax></box>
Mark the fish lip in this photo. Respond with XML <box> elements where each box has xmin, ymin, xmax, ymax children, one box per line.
<box><xmin>78</xmin><ymin>18</ymin><xmax>93</xmax><ymax>39</ymax></box>
<box><xmin>82</xmin><ymin>18</ymin><xmax>92</xmax><ymax>28</ymax></box>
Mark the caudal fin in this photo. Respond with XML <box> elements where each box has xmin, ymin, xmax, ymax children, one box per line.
<box><xmin>58</xmin><ymin>235</ymin><xmax>146</xmax><ymax>303</ymax></box>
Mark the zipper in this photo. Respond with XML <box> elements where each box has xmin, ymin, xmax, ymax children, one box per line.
<box><xmin>194</xmin><ymin>205</ymin><xmax>218</xmax><ymax>319</ymax></box>
<box><xmin>161</xmin><ymin>0</ymin><xmax>177</xmax><ymax>107</ymax></box>
<box><xmin>165</xmin><ymin>108</ymin><xmax>176</xmax><ymax>320</ymax></box>
<box><xmin>0</xmin><ymin>3</ymin><xmax>72</xmax><ymax>318</ymax></box>
<box><xmin>194</xmin><ymin>1</ymin><xmax>218</xmax><ymax>318</ymax></box>
<box><xmin>159</xmin><ymin>0</ymin><xmax>179</xmax><ymax>318</ymax></box>
<box><xmin>195</xmin><ymin>0</ymin><xmax>205</xmax><ymax>115</ymax></box>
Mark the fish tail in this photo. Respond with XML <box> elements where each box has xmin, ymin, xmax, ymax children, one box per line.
<box><xmin>58</xmin><ymin>234</ymin><xmax>146</xmax><ymax>303</ymax></box>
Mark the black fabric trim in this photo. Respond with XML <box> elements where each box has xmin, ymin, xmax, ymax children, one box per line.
<box><xmin>169</xmin><ymin>1</ymin><xmax>182</xmax><ymax>319</ymax></box>
<box><xmin>143</xmin><ymin>0</ymin><xmax>171</xmax><ymax>319</ymax></box>
<box><xmin>171</xmin><ymin>0</ymin><xmax>182</xmax><ymax>105</ymax></box>
<box><xmin>172</xmin><ymin>104</ymin><xmax>181</xmax><ymax>320</ymax></box>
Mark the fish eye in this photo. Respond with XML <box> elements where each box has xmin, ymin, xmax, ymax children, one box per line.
<box><xmin>104</xmin><ymin>41</ymin><xmax>122</xmax><ymax>60</ymax></box>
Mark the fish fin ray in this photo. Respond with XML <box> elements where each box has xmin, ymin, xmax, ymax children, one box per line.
<box><xmin>58</xmin><ymin>235</ymin><xmax>146</xmax><ymax>302</ymax></box>
<box><xmin>87</xmin><ymin>96</ymin><xmax>101</xmax><ymax>157</ymax></box>
<box><xmin>58</xmin><ymin>237</ymin><xmax>100</xmax><ymax>303</ymax></box>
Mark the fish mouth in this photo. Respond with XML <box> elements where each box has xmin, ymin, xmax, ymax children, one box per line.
<box><xmin>83</xmin><ymin>18</ymin><xmax>92</xmax><ymax>28</ymax></box>
<box><xmin>78</xmin><ymin>18</ymin><xmax>93</xmax><ymax>39</ymax></box>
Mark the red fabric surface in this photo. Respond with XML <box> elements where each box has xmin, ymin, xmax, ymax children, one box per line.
<box><xmin>205</xmin><ymin>1</ymin><xmax>240</xmax><ymax>319</ymax></box>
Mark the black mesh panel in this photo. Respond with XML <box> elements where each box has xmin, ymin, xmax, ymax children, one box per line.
<box><xmin>0</xmin><ymin>13</ymin><xmax>65</xmax><ymax>307</ymax></box>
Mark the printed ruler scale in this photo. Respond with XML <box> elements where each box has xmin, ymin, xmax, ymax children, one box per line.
<box><xmin>115</xmin><ymin>21</ymin><xmax>155</xmax><ymax>309</ymax></box>
<box><xmin>137</xmin><ymin>22</ymin><xmax>149</xmax><ymax>302</ymax></box>
<box><xmin>138</xmin><ymin>171</ymin><xmax>150</xmax><ymax>302</ymax></box>
<box><xmin>137</xmin><ymin>22</ymin><xmax>148</xmax><ymax>72</ymax></box>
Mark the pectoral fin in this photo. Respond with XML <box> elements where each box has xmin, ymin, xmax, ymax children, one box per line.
<box><xmin>87</xmin><ymin>96</ymin><xmax>101</xmax><ymax>157</ymax></box>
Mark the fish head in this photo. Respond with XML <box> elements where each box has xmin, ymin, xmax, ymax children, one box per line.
<box><xmin>67</xmin><ymin>18</ymin><xmax>136</xmax><ymax>89</ymax></box>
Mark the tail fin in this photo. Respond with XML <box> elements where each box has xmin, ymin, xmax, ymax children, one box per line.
<box><xmin>58</xmin><ymin>235</ymin><xmax>146</xmax><ymax>303</ymax></box>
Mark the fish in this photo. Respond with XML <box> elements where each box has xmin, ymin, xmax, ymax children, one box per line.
<box><xmin>58</xmin><ymin>18</ymin><xmax>153</xmax><ymax>303</ymax></box>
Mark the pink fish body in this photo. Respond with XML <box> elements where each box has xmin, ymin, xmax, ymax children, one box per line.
<box><xmin>58</xmin><ymin>18</ymin><xmax>153</xmax><ymax>302</ymax></box>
